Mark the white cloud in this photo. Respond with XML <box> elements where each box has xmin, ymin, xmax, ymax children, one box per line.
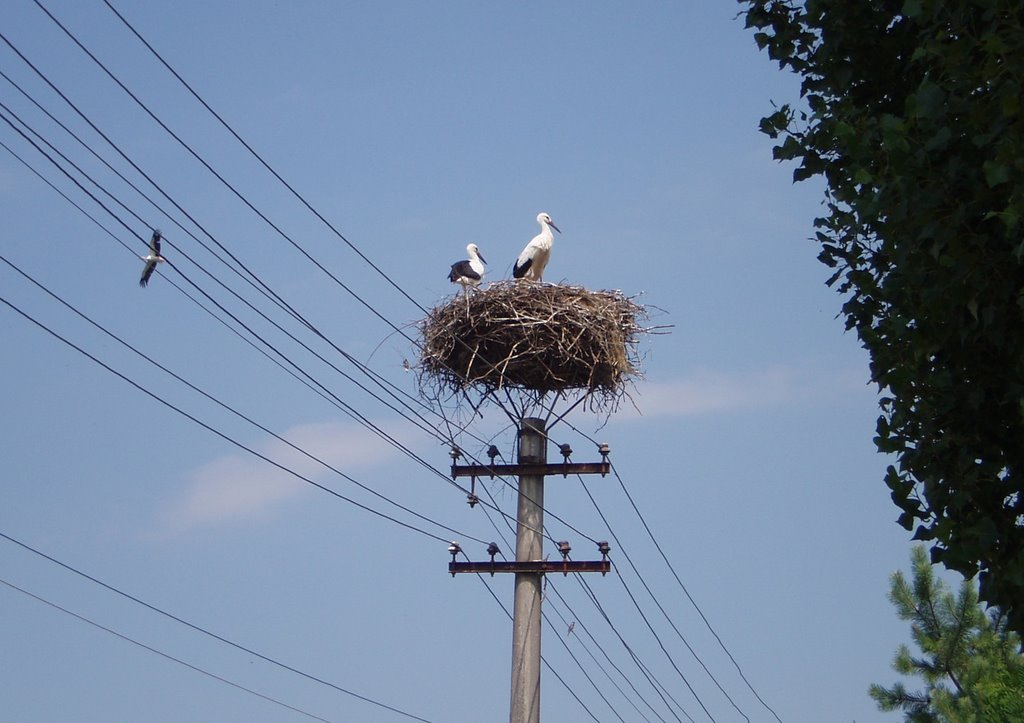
<box><xmin>619</xmin><ymin>365</ymin><xmax>869</xmax><ymax>420</ymax></box>
<box><xmin>163</xmin><ymin>421</ymin><xmax>399</xmax><ymax>533</ymax></box>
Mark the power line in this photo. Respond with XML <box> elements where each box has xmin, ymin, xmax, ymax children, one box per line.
<box><xmin>14</xmin><ymin>4</ymin><xmax>655</xmax><ymax>576</ymax></box>
<box><xmin>546</xmin><ymin>569</ymin><xmax>690</xmax><ymax>722</ymax></box>
<box><xmin>610</xmin><ymin>462</ymin><xmax>783</xmax><ymax>723</ymax></box>
<box><xmin>0</xmin><ymin>97</ymin><xmax>156</xmax><ymax>236</ymax></box>
<box><xmin>0</xmin><ymin>98</ymin><xmax>471</xmax><ymax>507</ymax></box>
<box><xmin>423</xmin><ymin>372</ymin><xmax>728</xmax><ymax>718</ymax></box>
<box><xmin>0</xmin><ymin>531</ymin><xmax>432</xmax><ymax>722</ymax></box>
<box><xmin>0</xmin><ymin>27</ymin><xmax>312</xmax><ymax>333</ymax></box>
<box><xmin>1</xmin><ymin>49</ymin><xmax>558</xmax><ymax>535</ymax></box>
<box><xmin>473</xmin><ymin>463</ymin><xmax>691</xmax><ymax>723</ymax></box>
<box><xmin>0</xmin><ymin>137</ymin><xmax>137</xmax><ymax>259</ymax></box>
<box><xmin>541</xmin><ymin>593</ymin><xmax>632</xmax><ymax>723</ymax></box>
<box><xmin>0</xmin><ymin>103</ymin><xmax>452</xmax><ymax>491</ymax></box>
<box><xmin>0</xmin><ymin>66</ymin><xmax>309</xmax><ymax>328</ymax></box>
<box><xmin>0</xmin><ymin>253</ymin><xmax>487</xmax><ymax>547</ymax></box>
<box><xmin>0</xmin><ymin>97</ymin><xmax>452</xmax><ymax>465</ymax></box>
<box><xmin>559</xmin><ymin>412</ymin><xmax>783</xmax><ymax>722</ymax></box>
<box><xmin>0</xmin><ymin>124</ymin><xmax>562</xmax><ymax>554</ymax></box>
<box><xmin>103</xmin><ymin>3</ymin><xmax>620</xmax><ymax>454</ymax></box>
<box><xmin>5</xmin><ymin>101</ymin><xmax>734</xmax><ymax>721</ymax></box>
<box><xmin>4</xmin><ymin>156</ymin><xmax>651</xmax><ymax>719</ymax></box>
<box><xmin>472</xmin><ymin>480</ymin><xmax>657</xmax><ymax>722</ymax></box>
<box><xmin>0</xmin><ymin>215</ymin><xmax>566</xmax><ymax>561</ymax></box>
<box><xmin>575</xmin><ymin>574</ymin><xmax>692</xmax><ymax>723</ymax></box>
<box><xmin>3</xmin><ymin>16</ymin><xmax>715</xmax><ymax>717</ymax></box>
<box><xmin>469</xmin><ymin>567</ymin><xmax>602</xmax><ymax>723</ymax></box>
<box><xmin>551</xmin><ymin>550</ymin><xmax>697</xmax><ymax>722</ymax></box>
<box><xmin>102</xmin><ymin>0</ymin><xmax>430</xmax><ymax>318</ymax></box>
<box><xmin>32</xmin><ymin>0</ymin><xmax>417</xmax><ymax>345</ymax></box>
<box><xmin>0</xmin><ymin>577</ymin><xmax>332</xmax><ymax>722</ymax></box>
<box><xmin>0</xmin><ymin>235</ymin><xmax>613</xmax><ymax>716</ymax></box>
<box><xmin>546</xmin><ymin>582</ymin><xmax>666</xmax><ymax>723</ymax></box>
<box><xmin>94</xmin><ymin>0</ymin><xmax>600</xmax><ymax>454</ymax></box>
<box><xmin>577</xmin><ymin>474</ymin><xmax>750</xmax><ymax>721</ymax></box>
<box><xmin>540</xmin><ymin>604</ymin><xmax>624</xmax><ymax>722</ymax></box>
<box><xmin>2</xmin><ymin>25</ymin><xmax>451</xmax><ymax>449</ymax></box>
<box><xmin>0</xmin><ymin>290</ymin><xmax>457</xmax><ymax>546</ymax></box>
<box><xmin>0</xmin><ymin>132</ymin><xmax>405</xmax><ymax>433</ymax></box>
<box><xmin>608</xmin><ymin>559</ymin><xmax>715</xmax><ymax>721</ymax></box>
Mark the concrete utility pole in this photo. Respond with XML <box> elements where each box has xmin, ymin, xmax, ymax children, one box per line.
<box><xmin>510</xmin><ymin>417</ymin><xmax>546</xmax><ymax>723</ymax></box>
<box><xmin>447</xmin><ymin>427</ymin><xmax>612</xmax><ymax>723</ymax></box>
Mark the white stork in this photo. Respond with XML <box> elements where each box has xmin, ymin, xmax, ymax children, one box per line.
<box><xmin>139</xmin><ymin>229</ymin><xmax>165</xmax><ymax>287</ymax></box>
<box><xmin>512</xmin><ymin>212</ymin><xmax>560</xmax><ymax>282</ymax></box>
<box><xmin>448</xmin><ymin>243</ymin><xmax>487</xmax><ymax>292</ymax></box>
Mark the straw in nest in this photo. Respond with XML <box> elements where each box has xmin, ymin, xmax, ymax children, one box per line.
<box><xmin>418</xmin><ymin>281</ymin><xmax>646</xmax><ymax>407</ymax></box>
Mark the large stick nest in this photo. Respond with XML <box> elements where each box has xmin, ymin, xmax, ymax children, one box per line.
<box><xmin>418</xmin><ymin>281</ymin><xmax>647</xmax><ymax>408</ymax></box>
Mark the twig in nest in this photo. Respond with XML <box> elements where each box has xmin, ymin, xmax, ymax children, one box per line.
<box><xmin>417</xmin><ymin>281</ymin><xmax>649</xmax><ymax>413</ymax></box>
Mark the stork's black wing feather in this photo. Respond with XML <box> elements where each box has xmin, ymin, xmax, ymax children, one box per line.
<box><xmin>512</xmin><ymin>257</ymin><xmax>532</xmax><ymax>279</ymax></box>
<box><xmin>449</xmin><ymin>260</ymin><xmax>481</xmax><ymax>282</ymax></box>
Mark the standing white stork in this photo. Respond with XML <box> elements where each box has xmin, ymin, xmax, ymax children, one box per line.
<box><xmin>139</xmin><ymin>229</ymin><xmax>165</xmax><ymax>287</ymax></box>
<box><xmin>512</xmin><ymin>212</ymin><xmax>561</xmax><ymax>282</ymax></box>
<box><xmin>448</xmin><ymin>243</ymin><xmax>487</xmax><ymax>293</ymax></box>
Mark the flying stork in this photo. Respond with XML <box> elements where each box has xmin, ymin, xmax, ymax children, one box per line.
<box><xmin>512</xmin><ymin>212</ymin><xmax>560</xmax><ymax>282</ymax></box>
<box><xmin>139</xmin><ymin>229</ymin><xmax>165</xmax><ymax>287</ymax></box>
<box><xmin>448</xmin><ymin>243</ymin><xmax>487</xmax><ymax>292</ymax></box>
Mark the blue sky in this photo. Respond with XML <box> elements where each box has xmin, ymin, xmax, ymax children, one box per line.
<box><xmin>1</xmin><ymin>2</ymin><xmax>926</xmax><ymax>721</ymax></box>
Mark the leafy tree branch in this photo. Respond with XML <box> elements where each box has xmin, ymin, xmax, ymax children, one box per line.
<box><xmin>740</xmin><ymin>0</ymin><xmax>1024</xmax><ymax>628</ymax></box>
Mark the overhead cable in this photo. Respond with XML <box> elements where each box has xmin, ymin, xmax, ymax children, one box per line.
<box><xmin>578</xmin><ymin>475</ymin><xmax>750</xmax><ymax>721</ymax></box>
<box><xmin>0</xmin><ymin>292</ymin><xmax>458</xmax><ymax>545</ymax></box>
<box><xmin>0</xmin><ymin>253</ymin><xmax>486</xmax><ymax>547</ymax></box>
<box><xmin>0</xmin><ymin>532</ymin><xmax>432</xmax><ymax>722</ymax></box>
<box><xmin>102</xmin><ymin>0</ymin><xmax>430</xmax><ymax>317</ymax></box>
<box><xmin>32</xmin><ymin>0</ymin><xmax>415</xmax><ymax>344</ymax></box>
<box><xmin>0</xmin><ymin>27</ymin><xmax>311</xmax><ymax>332</ymax></box>
<box><xmin>0</xmin><ymin>577</ymin><xmax>332</xmax><ymax>722</ymax></box>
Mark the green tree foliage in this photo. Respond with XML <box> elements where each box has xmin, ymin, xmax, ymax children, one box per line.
<box><xmin>870</xmin><ymin>546</ymin><xmax>1024</xmax><ymax>721</ymax></box>
<box><xmin>739</xmin><ymin>0</ymin><xmax>1024</xmax><ymax>626</ymax></box>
